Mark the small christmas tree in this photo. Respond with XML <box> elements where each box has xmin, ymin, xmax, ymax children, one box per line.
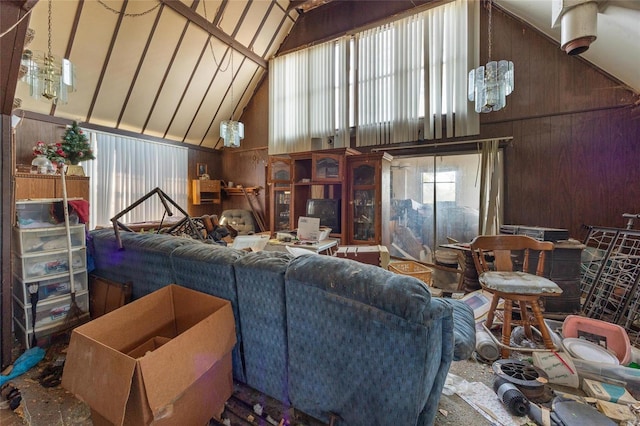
<box><xmin>60</xmin><ymin>121</ymin><xmax>95</xmax><ymax>165</ymax></box>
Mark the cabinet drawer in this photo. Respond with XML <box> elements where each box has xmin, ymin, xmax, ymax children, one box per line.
<box><xmin>199</xmin><ymin>180</ymin><xmax>220</xmax><ymax>192</ymax></box>
<box><xmin>13</xmin><ymin>248</ymin><xmax>86</xmax><ymax>280</ymax></box>
<box><xmin>13</xmin><ymin>225</ymin><xmax>85</xmax><ymax>254</ymax></box>
<box><xmin>13</xmin><ymin>291</ymin><xmax>89</xmax><ymax>332</ymax></box>
<box><xmin>13</xmin><ymin>272</ymin><xmax>88</xmax><ymax>305</ymax></box>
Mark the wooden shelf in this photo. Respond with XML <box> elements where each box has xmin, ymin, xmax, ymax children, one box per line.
<box><xmin>223</xmin><ymin>186</ymin><xmax>261</xmax><ymax>196</ymax></box>
<box><xmin>14</xmin><ymin>173</ymin><xmax>90</xmax><ymax>201</ymax></box>
<box><xmin>192</xmin><ymin>179</ymin><xmax>221</xmax><ymax>205</ymax></box>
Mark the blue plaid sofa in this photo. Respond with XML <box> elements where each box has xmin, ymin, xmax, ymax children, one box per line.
<box><xmin>89</xmin><ymin>228</ymin><xmax>475</xmax><ymax>426</ymax></box>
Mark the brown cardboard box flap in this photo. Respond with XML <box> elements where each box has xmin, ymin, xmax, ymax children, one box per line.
<box><xmin>140</xmin><ymin>300</ymin><xmax>236</xmax><ymax>420</ymax></box>
<box><xmin>62</xmin><ymin>331</ymin><xmax>137</xmax><ymax>426</ymax></box>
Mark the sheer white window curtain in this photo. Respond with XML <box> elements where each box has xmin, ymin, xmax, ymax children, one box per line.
<box><xmin>478</xmin><ymin>139</ymin><xmax>503</xmax><ymax>235</ymax></box>
<box><xmin>358</xmin><ymin>0</ymin><xmax>479</xmax><ymax>146</ymax></box>
<box><xmin>84</xmin><ymin>130</ymin><xmax>188</xmax><ymax>228</ymax></box>
<box><xmin>269</xmin><ymin>38</ymin><xmax>349</xmax><ymax>154</ymax></box>
<box><xmin>269</xmin><ymin>0</ymin><xmax>479</xmax><ymax>153</ymax></box>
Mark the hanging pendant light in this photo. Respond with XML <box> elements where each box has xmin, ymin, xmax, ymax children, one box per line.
<box><xmin>21</xmin><ymin>0</ymin><xmax>76</xmax><ymax>105</ymax></box>
<box><xmin>468</xmin><ymin>0</ymin><xmax>514</xmax><ymax>113</ymax></box>
<box><xmin>220</xmin><ymin>46</ymin><xmax>243</xmax><ymax>148</ymax></box>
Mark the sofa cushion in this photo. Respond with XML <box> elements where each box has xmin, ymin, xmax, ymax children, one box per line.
<box><xmin>170</xmin><ymin>243</ymin><xmax>249</xmax><ymax>382</ymax></box>
<box><xmin>220</xmin><ymin>209</ymin><xmax>256</xmax><ymax>235</ymax></box>
<box><xmin>286</xmin><ymin>254</ymin><xmax>433</xmax><ymax>323</ymax></box>
<box><xmin>438</xmin><ymin>298</ymin><xmax>476</xmax><ymax>361</ymax></box>
<box><xmin>89</xmin><ymin>228</ymin><xmax>198</xmax><ymax>299</ymax></box>
<box><xmin>234</xmin><ymin>251</ymin><xmax>293</xmax><ymax>403</ymax></box>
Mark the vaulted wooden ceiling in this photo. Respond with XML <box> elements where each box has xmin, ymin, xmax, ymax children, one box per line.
<box><xmin>12</xmin><ymin>0</ymin><xmax>301</xmax><ymax>149</ymax></box>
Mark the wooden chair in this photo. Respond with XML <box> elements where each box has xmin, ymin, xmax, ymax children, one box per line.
<box><xmin>469</xmin><ymin>235</ymin><xmax>563</xmax><ymax>358</ymax></box>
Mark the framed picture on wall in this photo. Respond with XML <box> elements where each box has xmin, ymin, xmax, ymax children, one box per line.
<box><xmin>197</xmin><ymin>163</ymin><xmax>208</xmax><ymax>177</ymax></box>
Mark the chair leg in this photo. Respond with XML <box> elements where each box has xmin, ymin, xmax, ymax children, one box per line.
<box><xmin>530</xmin><ymin>298</ymin><xmax>555</xmax><ymax>350</ymax></box>
<box><xmin>485</xmin><ymin>293</ymin><xmax>501</xmax><ymax>330</ymax></box>
<box><xmin>519</xmin><ymin>300</ymin><xmax>534</xmax><ymax>341</ymax></box>
<box><xmin>501</xmin><ymin>299</ymin><xmax>513</xmax><ymax>359</ymax></box>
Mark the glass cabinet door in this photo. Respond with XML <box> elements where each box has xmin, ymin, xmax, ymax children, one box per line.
<box><xmin>312</xmin><ymin>153</ymin><xmax>342</xmax><ymax>182</ymax></box>
<box><xmin>352</xmin><ymin>189</ymin><xmax>376</xmax><ymax>241</ymax></box>
<box><xmin>349</xmin><ymin>162</ymin><xmax>378</xmax><ymax>243</ymax></box>
<box><xmin>269</xmin><ymin>157</ymin><xmax>292</xmax><ymax>187</ymax></box>
<box><xmin>274</xmin><ymin>190</ymin><xmax>291</xmax><ymax>231</ymax></box>
<box><xmin>352</xmin><ymin>163</ymin><xmax>375</xmax><ymax>185</ymax></box>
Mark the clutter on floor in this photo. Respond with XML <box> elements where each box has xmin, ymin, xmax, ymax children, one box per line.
<box><xmin>453</xmin><ymin>289</ymin><xmax>640</xmax><ymax>426</ymax></box>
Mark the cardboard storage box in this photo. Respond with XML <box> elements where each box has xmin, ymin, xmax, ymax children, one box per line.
<box><xmin>582</xmin><ymin>378</ymin><xmax>638</xmax><ymax>405</ymax></box>
<box><xmin>334</xmin><ymin>245</ymin><xmax>390</xmax><ymax>269</ymax></box>
<box><xmin>62</xmin><ymin>284</ymin><xmax>236</xmax><ymax>425</ymax></box>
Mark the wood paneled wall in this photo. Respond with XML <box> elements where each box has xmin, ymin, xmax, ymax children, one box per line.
<box><xmin>478</xmin><ymin>7</ymin><xmax>640</xmax><ymax>240</ymax></box>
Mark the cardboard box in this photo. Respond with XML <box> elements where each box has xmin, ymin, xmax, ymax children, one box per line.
<box><xmin>62</xmin><ymin>284</ymin><xmax>236</xmax><ymax>425</ymax></box>
<box><xmin>582</xmin><ymin>378</ymin><xmax>638</xmax><ymax>405</ymax></box>
<box><xmin>335</xmin><ymin>245</ymin><xmax>390</xmax><ymax>269</ymax></box>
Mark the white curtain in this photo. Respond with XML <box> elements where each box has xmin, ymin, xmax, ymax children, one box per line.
<box><xmin>269</xmin><ymin>0</ymin><xmax>479</xmax><ymax>153</ymax></box>
<box><xmin>269</xmin><ymin>38</ymin><xmax>349</xmax><ymax>154</ymax></box>
<box><xmin>424</xmin><ymin>0</ymin><xmax>479</xmax><ymax>140</ymax></box>
<box><xmin>358</xmin><ymin>0</ymin><xmax>478</xmax><ymax>146</ymax></box>
<box><xmin>478</xmin><ymin>139</ymin><xmax>503</xmax><ymax>235</ymax></box>
<box><xmin>84</xmin><ymin>129</ymin><xmax>188</xmax><ymax>228</ymax></box>
<box><xmin>356</xmin><ymin>16</ymin><xmax>424</xmax><ymax>146</ymax></box>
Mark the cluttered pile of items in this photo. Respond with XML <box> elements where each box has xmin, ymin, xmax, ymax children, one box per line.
<box><xmin>455</xmin><ymin>291</ymin><xmax>640</xmax><ymax>423</ymax></box>
<box><xmin>446</xmin><ymin>231</ymin><xmax>640</xmax><ymax>425</ymax></box>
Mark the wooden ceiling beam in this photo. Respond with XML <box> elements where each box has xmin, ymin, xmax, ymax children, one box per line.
<box><xmin>160</xmin><ymin>0</ymin><xmax>267</xmax><ymax>69</ymax></box>
<box><xmin>0</xmin><ymin>0</ymin><xmax>32</xmax><ymax>115</ymax></box>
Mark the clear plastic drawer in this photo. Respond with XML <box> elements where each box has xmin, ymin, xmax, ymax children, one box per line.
<box><xmin>13</xmin><ymin>225</ymin><xmax>85</xmax><ymax>254</ymax></box>
<box><xmin>13</xmin><ymin>291</ymin><xmax>89</xmax><ymax>332</ymax></box>
<box><xmin>13</xmin><ymin>248</ymin><xmax>86</xmax><ymax>280</ymax></box>
<box><xmin>15</xmin><ymin>200</ymin><xmax>80</xmax><ymax>228</ymax></box>
<box><xmin>13</xmin><ymin>272</ymin><xmax>88</xmax><ymax>305</ymax></box>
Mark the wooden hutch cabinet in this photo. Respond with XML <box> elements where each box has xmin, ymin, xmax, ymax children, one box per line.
<box><xmin>267</xmin><ymin>148</ymin><xmax>360</xmax><ymax>243</ymax></box>
<box><xmin>346</xmin><ymin>152</ymin><xmax>392</xmax><ymax>246</ymax></box>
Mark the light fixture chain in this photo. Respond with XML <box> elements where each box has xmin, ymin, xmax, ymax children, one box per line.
<box><xmin>202</xmin><ymin>0</ymin><xmax>231</xmax><ymax>72</ymax></box>
<box><xmin>230</xmin><ymin>46</ymin><xmax>234</xmax><ymax>116</ymax></box>
<box><xmin>488</xmin><ymin>0</ymin><xmax>492</xmax><ymax>62</ymax></box>
<box><xmin>47</xmin><ymin>0</ymin><xmax>52</xmax><ymax>58</ymax></box>
<box><xmin>96</xmin><ymin>0</ymin><xmax>161</xmax><ymax>17</ymax></box>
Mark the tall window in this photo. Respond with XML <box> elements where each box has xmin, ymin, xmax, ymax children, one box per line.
<box><xmin>422</xmin><ymin>171</ymin><xmax>456</xmax><ymax>203</ymax></box>
<box><xmin>269</xmin><ymin>0</ymin><xmax>479</xmax><ymax>154</ymax></box>
<box><xmin>269</xmin><ymin>38</ymin><xmax>349</xmax><ymax>154</ymax></box>
<box><xmin>390</xmin><ymin>151</ymin><xmax>501</xmax><ymax>262</ymax></box>
<box><xmin>84</xmin><ymin>129</ymin><xmax>188</xmax><ymax>228</ymax></box>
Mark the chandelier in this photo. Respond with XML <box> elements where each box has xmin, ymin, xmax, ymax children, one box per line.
<box><xmin>468</xmin><ymin>0</ymin><xmax>514</xmax><ymax>113</ymax></box>
<box><xmin>220</xmin><ymin>47</ymin><xmax>243</xmax><ymax>148</ymax></box>
<box><xmin>21</xmin><ymin>0</ymin><xmax>75</xmax><ymax>105</ymax></box>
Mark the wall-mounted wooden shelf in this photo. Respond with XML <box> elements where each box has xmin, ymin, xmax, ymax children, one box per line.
<box><xmin>192</xmin><ymin>179</ymin><xmax>221</xmax><ymax>205</ymax></box>
<box><xmin>223</xmin><ymin>186</ymin><xmax>261</xmax><ymax>196</ymax></box>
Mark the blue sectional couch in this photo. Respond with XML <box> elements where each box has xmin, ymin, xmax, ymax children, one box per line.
<box><xmin>88</xmin><ymin>228</ymin><xmax>475</xmax><ymax>426</ymax></box>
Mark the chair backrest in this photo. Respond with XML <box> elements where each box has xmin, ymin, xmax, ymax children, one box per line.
<box><xmin>469</xmin><ymin>235</ymin><xmax>554</xmax><ymax>276</ymax></box>
<box><xmin>220</xmin><ymin>209</ymin><xmax>256</xmax><ymax>235</ymax></box>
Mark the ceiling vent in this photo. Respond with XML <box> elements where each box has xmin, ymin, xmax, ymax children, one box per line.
<box><xmin>551</xmin><ymin>0</ymin><xmax>601</xmax><ymax>55</ymax></box>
